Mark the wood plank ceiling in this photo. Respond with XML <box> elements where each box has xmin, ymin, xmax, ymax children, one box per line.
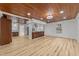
<box><xmin>0</xmin><ymin>3</ymin><xmax>79</xmax><ymax>23</ymax></box>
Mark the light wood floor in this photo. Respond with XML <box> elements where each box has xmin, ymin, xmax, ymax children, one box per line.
<box><xmin>0</xmin><ymin>36</ymin><xmax>79</xmax><ymax>56</ymax></box>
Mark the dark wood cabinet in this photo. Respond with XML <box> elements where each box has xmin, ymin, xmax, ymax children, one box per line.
<box><xmin>12</xmin><ymin>32</ymin><xmax>19</xmax><ymax>36</ymax></box>
<box><xmin>0</xmin><ymin>15</ymin><xmax>12</xmax><ymax>45</ymax></box>
<box><xmin>32</xmin><ymin>31</ymin><xmax>44</xmax><ymax>39</ymax></box>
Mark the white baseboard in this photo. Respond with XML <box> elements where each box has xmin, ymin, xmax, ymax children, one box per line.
<box><xmin>45</xmin><ymin>35</ymin><xmax>76</xmax><ymax>40</ymax></box>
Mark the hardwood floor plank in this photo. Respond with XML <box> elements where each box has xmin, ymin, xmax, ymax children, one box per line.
<box><xmin>0</xmin><ymin>36</ymin><xmax>79</xmax><ymax>56</ymax></box>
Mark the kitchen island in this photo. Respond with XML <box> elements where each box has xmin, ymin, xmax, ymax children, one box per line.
<box><xmin>32</xmin><ymin>31</ymin><xmax>44</xmax><ymax>39</ymax></box>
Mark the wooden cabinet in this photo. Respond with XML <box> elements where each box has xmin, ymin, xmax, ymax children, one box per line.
<box><xmin>0</xmin><ymin>15</ymin><xmax>12</xmax><ymax>45</ymax></box>
<box><xmin>32</xmin><ymin>31</ymin><xmax>44</xmax><ymax>39</ymax></box>
<box><xmin>12</xmin><ymin>32</ymin><xmax>19</xmax><ymax>36</ymax></box>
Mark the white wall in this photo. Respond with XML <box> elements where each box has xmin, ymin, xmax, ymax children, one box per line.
<box><xmin>11</xmin><ymin>17</ymin><xmax>19</xmax><ymax>32</ymax></box>
<box><xmin>76</xmin><ymin>13</ymin><xmax>79</xmax><ymax>40</ymax></box>
<box><xmin>19</xmin><ymin>21</ymin><xmax>32</xmax><ymax>39</ymax></box>
<box><xmin>19</xmin><ymin>24</ymin><xmax>25</xmax><ymax>36</ymax></box>
<box><xmin>28</xmin><ymin>22</ymin><xmax>33</xmax><ymax>39</ymax></box>
<box><xmin>32</xmin><ymin>23</ymin><xmax>45</xmax><ymax>32</ymax></box>
<box><xmin>45</xmin><ymin>19</ymin><xmax>77</xmax><ymax>39</ymax></box>
<box><xmin>11</xmin><ymin>17</ymin><xmax>25</xmax><ymax>37</ymax></box>
<box><xmin>24</xmin><ymin>23</ymin><xmax>28</xmax><ymax>36</ymax></box>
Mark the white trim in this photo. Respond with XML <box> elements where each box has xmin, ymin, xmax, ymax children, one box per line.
<box><xmin>0</xmin><ymin>10</ymin><xmax>46</xmax><ymax>24</ymax></box>
<box><xmin>0</xmin><ymin>10</ymin><xmax>29</xmax><ymax>20</ymax></box>
<box><xmin>31</xmin><ymin>18</ymin><xmax>47</xmax><ymax>24</ymax></box>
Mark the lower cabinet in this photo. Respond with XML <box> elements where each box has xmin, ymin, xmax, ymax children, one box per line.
<box><xmin>12</xmin><ymin>32</ymin><xmax>19</xmax><ymax>36</ymax></box>
<box><xmin>32</xmin><ymin>31</ymin><xmax>44</xmax><ymax>39</ymax></box>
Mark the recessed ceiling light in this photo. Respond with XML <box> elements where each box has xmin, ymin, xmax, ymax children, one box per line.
<box><xmin>60</xmin><ymin>10</ymin><xmax>64</xmax><ymax>14</ymax></box>
<box><xmin>40</xmin><ymin>18</ymin><xmax>43</xmax><ymax>20</ymax></box>
<box><xmin>63</xmin><ymin>17</ymin><xmax>66</xmax><ymax>19</ymax></box>
<box><xmin>47</xmin><ymin>15</ymin><xmax>53</xmax><ymax>19</ymax></box>
<box><xmin>27</xmin><ymin>13</ymin><xmax>31</xmax><ymax>16</ymax></box>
